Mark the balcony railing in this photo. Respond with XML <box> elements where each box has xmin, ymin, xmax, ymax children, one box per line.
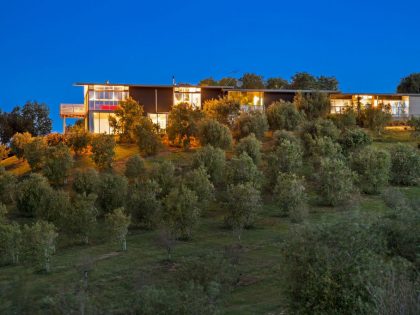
<box><xmin>60</xmin><ymin>104</ymin><xmax>86</xmax><ymax>117</ymax></box>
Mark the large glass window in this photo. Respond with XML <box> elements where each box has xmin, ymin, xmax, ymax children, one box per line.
<box><xmin>228</xmin><ymin>91</ymin><xmax>264</xmax><ymax>111</ymax></box>
<box><xmin>148</xmin><ymin>113</ymin><xmax>168</xmax><ymax>131</ymax></box>
<box><xmin>87</xmin><ymin>85</ymin><xmax>129</xmax><ymax>111</ymax></box>
<box><xmin>174</xmin><ymin>87</ymin><xmax>201</xmax><ymax>109</ymax></box>
<box><xmin>92</xmin><ymin>112</ymin><xmax>117</xmax><ymax>134</ymax></box>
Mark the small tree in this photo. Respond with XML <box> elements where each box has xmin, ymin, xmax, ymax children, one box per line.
<box><xmin>23</xmin><ymin>136</ymin><xmax>47</xmax><ymax>171</ymax></box>
<box><xmin>389</xmin><ymin>143</ymin><xmax>420</xmax><ymax>185</ymax></box>
<box><xmin>105</xmin><ymin>207</ymin><xmax>131</xmax><ymax>251</ymax></box>
<box><xmin>197</xmin><ymin>119</ymin><xmax>232</xmax><ymax>150</ymax></box>
<box><xmin>96</xmin><ymin>173</ymin><xmax>128</xmax><ymax>214</ymax></box>
<box><xmin>202</xmin><ymin>97</ymin><xmax>240</xmax><ymax>127</ymax></box>
<box><xmin>272</xmin><ymin>129</ymin><xmax>300</xmax><ymax>146</ymax></box>
<box><xmin>167</xmin><ymin>103</ymin><xmax>204</xmax><ymax>149</ymax></box>
<box><xmin>362</xmin><ymin>104</ymin><xmax>392</xmax><ymax>134</ymax></box>
<box><xmin>151</xmin><ymin>160</ymin><xmax>175</xmax><ymax>197</ymax></box>
<box><xmin>90</xmin><ymin>134</ymin><xmax>116</xmax><ymax>169</ymax></box>
<box><xmin>226</xmin><ymin>152</ymin><xmax>262</xmax><ymax>189</ymax></box>
<box><xmin>266</xmin><ymin>100</ymin><xmax>302</xmax><ymax>131</ymax></box>
<box><xmin>240</xmin><ymin>73</ymin><xmax>265</xmax><ymax>89</ymax></box>
<box><xmin>0</xmin><ymin>167</ymin><xmax>17</xmax><ymax>205</ymax></box>
<box><xmin>0</xmin><ymin>144</ymin><xmax>10</xmax><ymax>160</ymax></box>
<box><xmin>233</xmin><ymin>111</ymin><xmax>268</xmax><ymax>140</ymax></box>
<box><xmin>192</xmin><ymin>145</ymin><xmax>226</xmax><ymax>185</ymax></box>
<box><xmin>350</xmin><ymin>146</ymin><xmax>391</xmax><ymax>194</ymax></box>
<box><xmin>328</xmin><ymin>107</ymin><xmax>357</xmax><ymax>129</ymax></box>
<box><xmin>135</xmin><ymin>117</ymin><xmax>161</xmax><ymax>156</ymax></box>
<box><xmin>65</xmin><ymin>194</ymin><xmax>98</xmax><ymax>244</ymax></box>
<box><xmin>127</xmin><ymin>179</ymin><xmax>161</xmax><ymax>229</ymax></box>
<box><xmin>124</xmin><ymin>154</ymin><xmax>146</xmax><ymax>180</ymax></box>
<box><xmin>182</xmin><ymin>166</ymin><xmax>215</xmax><ymax>205</ymax></box>
<box><xmin>0</xmin><ymin>220</ymin><xmax>21</xmax><ymax>265</ymax></box>
<box><xmin>43</xmin><ymin>143</ymin><xmax>73</xmax><ymax>186</ymax></box>
<box><xmin>37</xmin><ymin>189</ymin><xmax>71</xmax><ymax>224</ymax></box>
<box><xmin>109</xmin><ymin>97</ymin><xmax>144</xmax><ymax>143</ymax></box>
<box><xmin>72</xmin><ymin>168</ymin><xmax>100</xmax><ymax>195</ymax></box>
<box><xmin>274</xmin><ymin>172</ymin><xmax>307</xmax><ymax>222</ymax></box>
<box><xmin>67</xmin><ymin>128</ymin><xmax>91</xmax><ymax>156</ymax></box>
<box><xmin>316</xmin><ymin>158</ymin><xmax>356</xmax><ymax>206</ymax></box>
<box><xmin>163</xmin><ymin>184</ymin><xmax>200</xmax><ymax>240</ymax></box>
<box><xmin>408</xmin><ymin>116</ymin><xmax>420</xmax><ymax>138</ymax></box>
<box><xmin>295</xmin><ymin>91</ymin><xmax>330</xmax><ymax>119</ymax></box>
<box><xmin>10</xmin><ymin>132</ymin><xmax>32</xmax><ymax>159</ymax></box>
<box><xmin>339</xmin><ymin>127</ymin><xmax>372</xmax><ymax>154</ymax></box>
<box><xmin>224</xmin><ymin>183</ymin><xmax>262</xmax><ymax>241</ymax></box>
<box><xmin>234</xmin><ymin>133</ymin><xmax>262</xmax><ymax>165</ymax></box>
<box><xmin>21</xmin><ymin>220</ymin><xmax>58</xmax><ymax>273</ymax></box>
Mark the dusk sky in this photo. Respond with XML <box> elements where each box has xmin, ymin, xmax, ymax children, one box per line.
<box><xmin>1</xmin><ymin>0</ymin><xmax>419</xmax><ymax>131</ymax></box>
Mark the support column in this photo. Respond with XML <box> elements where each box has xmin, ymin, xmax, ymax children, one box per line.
<box><xmin>63</xmin><ymin>117</ymin><xmax>66</xmax><ymax>134</ymax></box>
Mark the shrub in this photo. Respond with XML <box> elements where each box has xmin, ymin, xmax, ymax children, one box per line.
<box><xmin>295</xmin><ymin>91</ymin><xmax>331</xmax><ymax>119</ymax></box>
<box><xmin>300</xmin><ymin>118</ymin><xmax>340</xmax><ymax>144</ymax></box>
<box><xmin>163</xmin><ymin>184</ymin><xmax>200</xmax><ymax>240</ymax></box>
<box><xmin>233</xmin><ymin>111</ymin><xmax>268</xmax><ymax>140</ymax></box>
<box><xmin>67</xmin><ymin>129</ymin><xmax>91</xmax><ymax>156</ymax></box>
<box><xmin>328</xmin><ymin>107</ymin><xmax>357</xmax><ymax>129</ymax></box>
<box><xmin>167</xmin><ymin>103</ymin><xmax>204</xmax><ymax>149</ymax></box>
<box><xmin>197</xmin><ymin>119</ymin><xmax>232</xmax><ymax>150</ymax></box>
<box><xmin>45</xmin><ymin>133</ymin><xmax>67</xmax><ymax>146</ymax></box>
<box><xmin>0</xmin><ymin>220</ymin><xmax>21</xmax><ymax>265</ymax></box>
<box><xmin>135</xmin><ymin>117</ymin><xmax>161</xmax><ymax>156</ymax></box>
<box><xmin>37</xmin><ymin>189</ymin><xmax>71</xmax><ymax>224</ymax></box>
<box><xmin>0</xmin><ymin>144</ymin><xmax>10</xmax><ymax>160</ymax></box>
<box><xmin>316</xmin><ymin>158</ymin><xmax>356</xmax><ymax>206</ymax></box>
<box><xmin>272</xmin><ymin>129</ymin><xmax>300</xmax><ymax>146</ymax></box>
<box><xmin>151</xmin><ymin>160</ymin><xmax>175</xmax><ymax>197</ymax></box>
<box><xmin>224</xmin><ymin>182</ymin><xmax>262</xmax><ymax>240</ymax></box>
<box><xmin>234</xmin><ymin>133</ymin><xmax>261</xmax><ymax>165</ymax></box>
<box><xmin>282</xmin><ymin>218</ymin><xmax>386</xmax><ymax>314</ymax></box>
<box><xmin>408</xmin><ymin>116</ymin><xmax>420</xmax><ymax>138</ymax></box>
<box><xmin>339</xmin><ymin>127</ymin><xmax>372</xmax><ymax>154</ymax></box>
<box><xmin>124</xmin><ymin>154</ymin><xmax>146</xmax><ymax>180</ymax></box>
<box><xmin>16</xmin><ymin>174</ymin><xmax>53</xmax><ymax>217</ymax></box>
<box><xmin>23</xmin><ymin>136</ymin><xmax>47</xmax><ymax>171</ymax></box>
<box><xmin>202</xmin><ymin>96</ymin><xmax>240</xmax><ymax>127</ymax></box>
<box><xmin>389</xmin><ymin>143</ymin><xmax>420</xmax><ymax>185</ymax></box>
<box><xmin>226</xmin><ymin>152</ymin><xmax>262</xmax><ymax>189</ymax></box>
<box><xmin>10</xmin><ymin>132</ymin><xmax>32</xmax><ymax>159</ymax></box>
<box><xmin>43</xmin><ymin>143</ymin><xmax>73</xmax><ymax>186</ymax></box>
<box><xmin>72</xmin><ymin>168</ymin><xmax>100</xmax><ymax>195</ymax></box>
<box><xmin>109</xmin><ymin>97</ymin><xmax>144</xmax><ymax>143</ymax></box>
<box><xmin>105</xmin><ymin>207</ymin><xmax>131</xmax><ymax>251</ymax></box>
<box><xmin>0</xmin><ymin>167</ymin><xmax>17</xmax><ymax>205</ymax></box>
<box><xmin>192</xmin><ymin>145</ymin><xmax>226</xmax><ymax>185</ymax></box>
<box><xmin>96</xmin><ymin>173</ymin><xmax>128</xmax><ymax>214</ymax></box>
<box><xmin>350</xmin><ymin>146</ymin><xmax>391</xmax><ymax>194</ymax></box>
<box><xmin>266</xmin><ymin>100</ymin><xmax>302</xmax><ymax>131</ymax></box>
<box><xmin>126</xmin><ymin>179</ymin><xmax>161</xmax><ymax>229</ymax></box>
<box><xmin>90</xmin><ymin>134</ymin><xmax>116</xmax><ymax>169</ymax></box>
<box><xmin>307</xmin><ymin>136</ymin><xmax>343</xmax><ymax>161</ymax></box>
<box><xmin>182</xmin><ymin>166</ymin><xmax>215</xmax><ymax>205</ymax></box>
<box><xmin>362</xmin><ymin>105</ymin><xmax>392</xmax><ymax>134</ymax></box>
<box><xmin>274</xmin><ymin>172</ymin><xmax>307</xmax><ymax>222</ymax></box>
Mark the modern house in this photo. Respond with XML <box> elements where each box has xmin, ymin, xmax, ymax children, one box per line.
<box><xmin>60</xmin><ymin>82</ymin><xmax>420</xmax><ymax>133</ymax></box>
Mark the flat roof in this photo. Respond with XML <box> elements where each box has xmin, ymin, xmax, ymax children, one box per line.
<box><xmin>223</xmin><ymin>88</ymin><xmax>340</xmax><ymax>93</ymax></box>
<box><xmin>74</xmin><ymin>82</ymin><xmax>234</xmax><ymax>89</ymax></box>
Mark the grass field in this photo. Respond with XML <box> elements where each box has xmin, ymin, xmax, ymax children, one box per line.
<box><xmin>0</xmin><ymin>128</ymin><xmax>419</xmax><ymax>314</ymax></box>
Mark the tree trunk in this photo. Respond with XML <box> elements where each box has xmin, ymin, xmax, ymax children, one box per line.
<box><xmin>122</xmin><ymin>238</ymin><xmax>127</xmax><ymax>251</ymax></box>
<box><xmin>44</xmin><ymin>248</ymin><xmax>50</xmax><ymax>273</ymax></box>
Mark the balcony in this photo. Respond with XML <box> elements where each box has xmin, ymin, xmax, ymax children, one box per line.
<box><xmin>60</xmin><ymin>104</ymin><xmax>86</xmax><ymax>118</ymax></box>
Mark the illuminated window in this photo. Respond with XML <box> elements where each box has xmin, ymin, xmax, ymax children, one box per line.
<box><xmin>174</xmin><ymin>87</ymin><xmax>201</xmax><ymax>109</ymax></box>
<box><xmin>228</xmin><ymin>91</ymin><xmax>264</xmax><ymax>111</ymax></box>
<box><xmin>92</xmin><ymin>112</ymin><xmax>117</xmax><ymax>134</ymax></box>
<box><xmin>148</xmin><ymin>113</ymin><xmax>168</xmax><ymax>131</ymax></box>
<box><xmin>87</xmin><ymin>85</ymin><xmax>129</xmax><ymax>111</ymax></box>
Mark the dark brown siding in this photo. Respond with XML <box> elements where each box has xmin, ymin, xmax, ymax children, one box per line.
<box><xmin>129</xmin><ymin>87</ymin><xmax>173</xmax><ymax>113</ymax></box>
<box><xmin>264</xmin><ymin>91</ymin><xmax>296</xmax><ymax>107</ymax></box>
<box><xmin>201</xmin><ymin>88</ymin><xmax>225</xmax><ymax>103</ymax></box>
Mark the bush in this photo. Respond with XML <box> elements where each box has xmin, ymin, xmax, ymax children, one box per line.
<box><xmin>295</xmin><ymin>91</ymin><xmax>331</xmax><ymax>119</ymax></box>
<box><xmin>266</xmin><ymin>100</ymin><xmax>302</xmax><ymax>131</ymax></box>
<box><xmin>151</xmin><ymin>160</ymin><xmax>175</xmax><ymax>197</ymax></box>
<box><xmin>182</xmin><ymin>166</ymin><xmax>215</xmax><ymax>205</ymax></box>
<box><xmin>339</xmin><ymin>127</ymin><xmax>372</xmax><ymax>154</ymax></box>
<box><xmin>274</xmin><ymin>172</ymin><xmax>307</xmax><ymax>222</ymax></box>
<box><xmin>197</xmin><ymin>119</ymin><xmax>232</xmax><ymax>150</ymax></box>
<box><xmin>135</xmin><ymin>117</ymin><xmax>161</xmax><ymax>156</ymax></box>
<box><xmin>192</xmin><ymin>145</ymin><xmax>226</xmax><ymax>185</ymax></box>
<box><xmin>163</xmin><ymin>184</ymin><xmax>200</xmax><ymax>240</ymax></box>
<box><xmin>316</xmin><ymin>158</ymin><xmax>356</xmax><ymax>206</ymax></box>
<box><xmin>124</xmin><ymin>154</ymin><xmax>146</xmax><ymax>180</ymax></box>
<box><xmin>43</xmin><ymin>143</ymin><xmax>73</xmax><ymax>186</ymax></box>
<box><xmin>307</xmin><ymin>136</ymin><xmax>343</xmax><ymax>161</ymax></box>
<box><xmin>109</xmin><ymin>97</ymin><xmax>144</xmax><ymax>143</ymax></box>
<box><xmin>23</xmin><ymin>137</ymin><xmax>47</xmax><ymax>171</ymax></box>
<box><xmin>16</xmin><ymin>174</ymin><xmax>53</xmax><ymax>217</ymax></box>
<box><xmin>350</xmin><ymin>146</ymin><xmax>391</xmax><ymax>194</ymax></box>
<box><xmin>234</xmin><ymin>133</ymin><xmax>261</xmax><ymax>165</ymax></box>
<box><xmin>72</xmin><ymin>168</ymin><xmax>100</xmax><ymax>195</ymax></box>
<box><xmin>67</xmin><ymin>129</ymin><xmax>91</xmax><ymax>156</ymax></box>
<box><xmin>0</xmin><ymin>167</ymin><xmax>17</xmax><ymax>205</ymax></box>
<box><xmin>224</xmin><ymin>182</ymin><xmax>262</xmax><ymax>240</ymax></box>
<box><xmin>408</xmin><ymin>116</ymin><xmax>420</xmax><ymax>138</ymax></box>
<box><xmin>0</xmin><ymin>144</ymin><xmax>10</xmax><ymax>160</ymax></box>
<box><xmin>389</xmin><ymin>143</ymin><xmax>420</xmax><ymax>185</ymax></box>
<box><xmin>126</xmin><ymin>179</ymin><xmax>161</xmax><ymax>229</ymax></box>
<box><xmin>37</xmin><ymin>189</ymin><xmax>71</xmax><ymax>224</ymax></box>
<box><xmin>167</xmin><ymin>103</ymin><xmax>204</xmax><ymax>149</ymax></box>
<box><xmin>300</xmin><ymin>118</ymin><xmax>340</xmax><ymax>145</ymax></box>
<box><xmin>105</xmin><ymin>207</ymin><xmax>131</xmax><ymax>251</ymax></box>
<box><xmin>0</xmin><ymin>220</ymin><xmax>21</xmax><ymax>266</ymax></box>
<box><xmin>203</xmin><ymin>96</ymin><xmax>240</xmax><ymax>127</ymax></box>
<box><xmin>96</xmin><ymin>173</ymin><xmax>128</xmax><ymax>214</ymax></box>
<box><xmin>10</xmin><ymin>132</ymin><xmax>32</xmax><ymax>159</ymax></box>
<box><xmin>45</xmin><ymin>133</ymin><xmax>67</xmax><ymax>146</ymax></box>
<box><xmin>328</xmin><ymin>107</ymin><xmax>357</xmax><ymax>129</ymax></box>
<box><xmin>272</xmin><ymin>129</ymin><xmax>300</xmax><ymax>146</ymax></box>
<box><xmin>362</xmin><ymin>105</ymin><xmax>392</xmax><ymax>133</ymax></box>
<box><xmin>282</xmin><ymin>218</ymin><xmax>386</xmax><ymax>314</ymax></box>
<box><xmin>233</xmin><ymin>111</ymin><xmax>268</xmax><ymax>140</ymax></box>
<box><xmin>90</xmin><ymin>134</ymin><xmax>116</xmax><ymax>169</ymax></box>
<box><xmin>226</xmin><ymin>153</ymin><xmax>262</xmax><ymax>189</ymax></box>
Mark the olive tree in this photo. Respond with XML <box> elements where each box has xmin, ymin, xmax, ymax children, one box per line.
<box><xmin>0</xmin><ymin>167</ymin><xmax>17</xmax><ymax>205</ymax></box>
<box><xmin>202</xmin><ymin>96</ymin><xmax>240</xmax><ymax>127</ymax></box>
<box><xmin>233</xmin><ymin>111</ymin><xmax>268</xmax><ymax>140</ymax></box>
<box><xmin>350</xmin><ymin>146</ymin><xmax>391</xmax><ymax>194</ymax></box>
<box><xmin>72</xmin><ymin>168</ymin><xmax>100</xmax><ymax>195</ymax></box>
<box><xmin>67</xmin><ymin>128</ymin><xmax>91</xmax><ymax>156</ymax></box>
<box><xmin>389</xmin><ymin>143</ymin><xmax>420</xmax><ymax>185</ymax></box>
<box><xmin>10</xmin><ymin>132</ymin><xmax>32</xmax><ymax>159</ymax></box>
<box><xmin>266</xmin><ymin>100</ymin><xmax>302</xmax><ymax>131</ymax></box>
<box><xmin>226</xmin><ymin>152</ymin><xmax>262</xmax><ymax>189</ymax></box>
<box><xmin>182</xmin><ymin>166</ymin><xmax>215</xmax><ymax>205</ymax></box>
<box><xmin>109</xmin><ymin>97</ymin><xmax>144</xmax><ymax>143</ymax></box>
<box><xmin>90</xmin><ymin>134</ymin><xmax>116</xmax><ymax>169</ymax></box>
<box><xmin>135</xmin><ymin>117</ymin><xmax>161</xmax><ymax>156</ymax></box>
<box><xmin>105</xmin><ymin>207</ymin><xmax>131</xmax><ymax>251</ymax></box>
<box><xmin>0</xmin><ymin>220</ymin><xmax>21</xmax><ymax>265</ymax></box>
<box><xmin>197</xmin><ymin>119</ymin><xmax>232</xmax><ymax>150</ymax></box>
<box><xmin>96</xmin><ymin>173</ymin><xmax>128</xmax><ymax>214</ymax></box>
<box><xmin>0</xmin><ymin>144</ymin><xmax>9</xmax><ymax>160</ymax></box>
<box><xmin>151</xmin><ymin>160</ymin><xmax>175</xmax><ymax>197</ymax></box>
<box><xmin>339</xmin><ymin>127</ymin><xmax>372</xmax><ymax>154</ymax></box>
<box><xmin>23</xmin><ymin>136</ymin><xmax>46</xmax><ymax>171</ymax></box>
<box><xmin>234</xmin><ymin>133</ymin><xmax>261</xmax><ymax>165</ymax></box>
<box><xmin>43</xmin><ymin>143</ymin><xmax>73</xmax><ymax>186</ymax></box>
<box><xmin>124</xmin><ymin>154</ymin><xmax>146</xmax><ymax>180</ymax></box>
<box><xmin>192</xmin><ymin>145</ymin><xmax>226</xmax><ymax>185</ymax></box>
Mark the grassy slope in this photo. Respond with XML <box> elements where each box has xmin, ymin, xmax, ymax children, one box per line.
<box><xmin>0</xmin><ymin>129</ymin><xmax>419</xmax><ymax>314</ymax></box>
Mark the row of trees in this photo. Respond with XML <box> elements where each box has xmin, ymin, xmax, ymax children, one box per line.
<box><xmin>199</xmin><ymin>72</ymin><xmax>339</xmax><ymax>90</ymax></box>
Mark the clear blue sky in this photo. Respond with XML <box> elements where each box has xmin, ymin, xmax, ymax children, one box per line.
<box><xmin>1</xmin><ymin>0</ymin><xmax>419</xmax><ymax>131</ymax></box>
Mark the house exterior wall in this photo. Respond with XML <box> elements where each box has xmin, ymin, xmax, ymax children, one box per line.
<box><xmin>409</xmin><ymin>96</ymin><xmax>420</xmax><ymax>117</ymax></box>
